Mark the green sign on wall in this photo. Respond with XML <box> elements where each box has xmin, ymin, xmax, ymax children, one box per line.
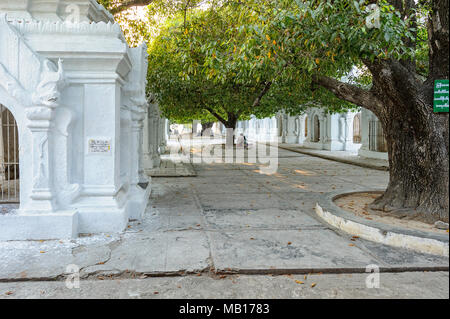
<box><xmin>433</xmin><ymin>79</ymin><xmax>449</xmax><ymax>113</ymax></box>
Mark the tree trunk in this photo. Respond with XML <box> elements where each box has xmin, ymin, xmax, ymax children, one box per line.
<box><xmin>367</xmin><ymin>62</ymin><xmax>449</xmax><ymax>223</ymax></box>
<box><xmin>224</xmin><ymin>118</ymin><xmax>237</xmax><ymax>148</ymax></box>
<box><xmin>201</xmin><ymin>122</ymin><xmax>214</xmax><ymax>136</ymax></box>
<box><xmin>313</xmin><ymin>59</ymin><xmax>449</xmax><ymax>223</ymax></box>
<box><xmin>371</xmin><ymin>98</ymin><xmax>449</xmax><ymax>223</ymax></box>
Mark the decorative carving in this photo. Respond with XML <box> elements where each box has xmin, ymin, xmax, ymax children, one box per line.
<box><xmin>11</xmin><ymin>20</ymin><xmax>123</xmax><ymax>38</ymax></box>
<box><xmin>33</xmin><ymin>136</ymin><xmax>49</xmax><ymax>189</ymax></box>
<box><xmin>32</xmin><ymin>59</ymin><xmax>66</xmax><ymax>107</ymax></box>
<box><xmin>1</xmin><ymin>15</ymin><xmax>67</xmax><ymax>110</ymax></box>
<box><xmin>0</xmin><ymin>62</ymin><xmax>32</xmax><ymax>107</ymax></box>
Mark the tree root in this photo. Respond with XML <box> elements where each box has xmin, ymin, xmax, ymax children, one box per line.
<box><xmin>369</xmin><ymin>192</ymin><xmax>448</xmax><ymax>224</ymax></box>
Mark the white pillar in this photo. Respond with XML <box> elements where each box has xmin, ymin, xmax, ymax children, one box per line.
<box><xmin>285</xmin><ymin>115</ymin><xmax>298</xmax><ymax>144</ymax></box>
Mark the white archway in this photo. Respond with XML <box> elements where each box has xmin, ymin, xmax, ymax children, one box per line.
<box><xmin>0</xmin><ymin>104</ymin><xmax>19</xmax><ymax>203</ymax></box>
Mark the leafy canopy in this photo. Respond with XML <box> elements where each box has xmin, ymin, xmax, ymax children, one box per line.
<box><xmin>100</xmin><ymin>0</ymin><xmax>430</xmax><ymax>118</ymax></box>
<box><xmin>147</xmin><ymin>6</ymin><xmax>309</xmax><ymax>125</ymax></box>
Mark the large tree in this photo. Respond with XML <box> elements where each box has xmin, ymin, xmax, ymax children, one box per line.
<box><xmin>241</xmin><ymin>0</ymin><xmax>448</xmax><ymax>223</ymax></box>
<box><xmin>100</xmin><ymin>0</ymin><xmax>449</xmax><ymax>223</ymax></box>
<box><xmin>313</xmin><ymin>1</ymin><xmax>449</xmax><ymax>223</ymax></box>
<box><xmin>146</xmin><ymin>8</ymin><xmax>308</xmax><ymax>145</ymax></box>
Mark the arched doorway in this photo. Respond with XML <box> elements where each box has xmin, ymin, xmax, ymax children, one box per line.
<box><xmin>353</xmin><ymin>112</ymin><xmax>361</xmax><ymax>143</ymax></box>
<box><xmin>313</xmin><ymin>115</ymin><xmax>320</xmax><ymax>142</ymax></box>
<box><xmin>0</xmin><ymin>104</ymin><xmax>19</xmax><ymax>204</ymax></box>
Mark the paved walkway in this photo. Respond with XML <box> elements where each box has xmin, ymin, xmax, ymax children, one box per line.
<box><xmin>146</xmin><ymin>158</ymin><xmax>196</xmax><ymax>177</ymax></box>
<box><xmin>276</xmin><ymin>144</ymin><xmax>389</xmax><ymax>171</ymax></box>
<box><xmin>0</xmin><ymin>145</ymin><xmax>447</xmax><ymax>288</ymax></box>
<box><xmin>1</xmin><ymin>272</ymin><xmax>448</xmax><ymax>299</ymax></box>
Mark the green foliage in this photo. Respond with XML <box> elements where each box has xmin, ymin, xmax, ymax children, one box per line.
<box><xmin>147</xmin><ymin>8</ymin><xmax>308</xmax><ymax>125</ymax></box>
<box><xmin>226</xmin><ymin>0</ymin><xmax>422</xmax><ymax>108</ymax></box>
<box><xmin>100</xmin><ymin>0</ymin><xmax>432</xmax><ymax>120</ymax></box>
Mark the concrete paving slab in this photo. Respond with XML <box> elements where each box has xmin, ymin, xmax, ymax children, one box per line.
<box><xmin>209</xmin><ymin>229</ymin><xmax>379</xmax><ymax>271</ymax></box>
<box><xmin>188</xmin><ymin>176</ymin><xmax>262</xmax><ymax>186</ymax></box>
<box><xmin>333</xmin><ymin>175</ymin><xmax>389</xmax><ymax>188</ymax></box>
<box><xmin>81</xmin><ymin>230</ymin><xmax>210</xmax><ymax>276</ymax></box>
<box><xmin>1</xmin><ymin>272</ymin><xmax>447</xmax><ymax>299</ymax></box>
<box><xmin>259</xmin><ymin>176</ymin><xmax>368</xmax><ymax>193</ymax></box>
<box><xmin>193</xmin><ymin>181</ymin><xmax>268</xmax><ymax>194</ymax></box>
<box><xmin>197</xmin><ymin>193</ymin><xmax>297</xmax><ymax>211</ymax></box>
<box><xmin>310</xmin><ymin>166</ymin><xmax>383</xmax><ymax>176</ymax></box>
<box><xmin>276</xmin><ymin>192</ymin><xmax>327</xmax><ymax>211</ymax></box>
<box><xmin>204</xmin><ymin>209</ymin><xmax>325</xmax><ymax>230</ymax></box>
<box><xmin>0</xmin><ymin>236</ymin><xmax>117</xmax><ymax>281</ymax></box>
<box><xmin>277</xmin><ymin>144</ymin><xmax>389</xmax><ymax>171</ymax></box>
<box><xmin>351</xmin><ymin>238</ymin><xmax>449</xmax><ymax>268</ymax></box>
<box><xmin>195</xmin><ymin>169</ymin><xmax>248</xmax><ymax>177</ymax></box>
<box><xmin>147</xmin><ymin>159</ymin><xmax>196</xmax><ymax>177</ymax></box>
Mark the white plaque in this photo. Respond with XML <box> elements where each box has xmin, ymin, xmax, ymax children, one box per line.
<box><xmin>88</xmin><ymin>139</ymin><xmax>111</xmax><ymax>154</ymax></box>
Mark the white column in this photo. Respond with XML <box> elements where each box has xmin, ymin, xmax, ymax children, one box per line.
<box><xmin>298</xmin><ymin>115</ymin><xmax>307</xmax><ymax>145</ymax></box>
<box><xmin>319</xmin><ymin>116</ymin><xmax>325</xmax><ymax>149</ymax></box>
<box><xmin>24</xmin><ymin>105</ymin><xmax>57</xmax><ymax>212</ymax></box>
<box><xmin>285</xmin><ymin>115</ymin><xmax>298</xmax><ymax>144</ymax></box>
<box><xmin>344</xmin><ymin>113</ymin><xmax>354</xmax><ymax>151</ymax></box>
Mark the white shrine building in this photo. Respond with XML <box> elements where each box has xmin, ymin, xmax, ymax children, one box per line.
<box><xmin>0</xmin><ymin>0</ymin><xmax>166</xmax><ymax>240</ymax></box>
<box><xmin>237</xmin><ymin>106</ymin><xmax>388</xmax><ymax>160</ymax></box>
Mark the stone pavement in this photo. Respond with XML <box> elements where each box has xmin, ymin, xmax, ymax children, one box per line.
<box><xmin>1</xmin><ymin>272</ymin><xmax>448</xmax><ymax>299</ymax></box>
<box><xmin>146</xmin><ymin>158</ymin><xmax>196</xmax><ymax>177</ymax></box>
<box><xmin>277</xmin><ymin>144</ymin><xmax>389</xmax><ymax>171</ymax></box>
<box><xmin>0</xmin><ymin>145</ymin><xmax>447</xmax><ymax>285</ymax></box>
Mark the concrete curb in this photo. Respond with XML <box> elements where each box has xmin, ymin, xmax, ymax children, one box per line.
<box><xmin>315</xmin><ymin>191</ymin><xmax>449</xmax><ymax>257</ymax></box>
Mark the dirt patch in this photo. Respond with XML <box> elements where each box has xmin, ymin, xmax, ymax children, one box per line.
<box><xmin>334</xmin><ymin>192</ymin><xmax>449</xmax><ymax>235</ymax></box>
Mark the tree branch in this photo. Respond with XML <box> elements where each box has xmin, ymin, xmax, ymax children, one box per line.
<box><xmin>251</xmin><ymin>60</ymin><xmax>293</xmax><ymax>108</ymax></box>
<box><xmin>252</xmin><ymin>81</ymin><xmax>272</xmax><ymax>107</ymax></box>
<box><xmin>311</xmin><ymin>74</ymin><xmax>383</xmax><ymax>114</ymax></box>
<box><xmin>204</xmin><ymin>106</ymin><xmax>228</xmax><ymax>126</ymax></box>
<box><xmin>109</xmin><ymin>0</ymin><xmax>155</xmax><ymax>14</ymax></box>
